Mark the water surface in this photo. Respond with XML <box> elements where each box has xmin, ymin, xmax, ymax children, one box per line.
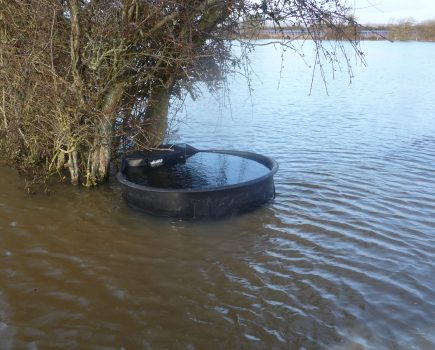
<box><xmin>1</xmin><ymin>41</ymin><xmax>435</xmax><ymax>349</ymax></box>
<box><xmin>125</xmin><ymin>152</ymin><xmax>270</xmax><ymax>189</ymax></box>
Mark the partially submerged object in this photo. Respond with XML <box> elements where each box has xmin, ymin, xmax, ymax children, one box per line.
<box><xmin>117</xmin><ymin>144</ymin><xmax>278</xmax><ymax>219</ymax></box>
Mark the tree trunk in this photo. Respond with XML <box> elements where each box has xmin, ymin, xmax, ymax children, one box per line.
<box><xmin>144</xmin><ymin>80</ymin><xmax>173</xmax><ymax>146</ymax></box>
<box><xmin>69</xmin><ymin>0</ymin><xmax>83</xmax><ymax>92</ymax></box>
<box><xmin>87</xmin><ymin>119</ymin><xmax>112</xmax><ymax>186</ymax></box>
<box><xmin>85</xmin><ymin>83</ymin><xmax>124</xmax><ymax>186</ymax></box>
<box><xmin>68</xmin><ymin>148</ymin><xmax>80</xmax><ymax>185</ymax></box>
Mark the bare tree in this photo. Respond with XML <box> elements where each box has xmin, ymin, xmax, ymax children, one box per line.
<box><xmin>0</xmin><ymin>0</ymin><xmax>361</xmax><ymax>187</ymax></box>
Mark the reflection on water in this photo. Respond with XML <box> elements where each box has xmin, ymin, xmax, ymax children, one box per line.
<box><xmin>125</xmin><ymin>152</ymin><xmax>270</xmax><ymax>189</ymax></box>
<box><xmin>1</xmin><ymin>41</ymin><xmax>435</xmax><ymax>349</ymax></box>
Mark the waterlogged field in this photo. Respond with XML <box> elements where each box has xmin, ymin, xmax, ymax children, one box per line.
<box><xmin>1</xmin><ymin>41</ymin><xmax>435</xmax><ymax>349</ymax></box>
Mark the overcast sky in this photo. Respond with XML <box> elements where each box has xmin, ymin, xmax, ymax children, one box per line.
<box><xmin>350</xmin><ymin>0</ymin><xmax>435</xmax><ymax>24</ymax></box>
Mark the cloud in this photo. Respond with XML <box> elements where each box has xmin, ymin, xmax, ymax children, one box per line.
<box><xmin>352</xmin><ymin>0</ymin><xmax>435</xmax><ymax>24</ymax></box>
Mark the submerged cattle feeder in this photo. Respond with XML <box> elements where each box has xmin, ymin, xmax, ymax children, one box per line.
<box><xmin>116</xmin><ymin>144</ymin><xmax>278</xmax><ymax>219</ymax></box>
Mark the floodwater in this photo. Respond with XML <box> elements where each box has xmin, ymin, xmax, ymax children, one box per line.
<box><xmin>125</xmin><ymin>152</ymin><xmax>270</xmax><ymax>189</ymax></box>
<box><xmin>1</xmin><ymin>41</ymin><xmax>435</xmax><ymax>349</ymax></box>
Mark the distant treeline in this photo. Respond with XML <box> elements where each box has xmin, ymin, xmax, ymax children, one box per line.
<box><xmin>374</xmin><ymin>20</ymin><xmax>435</xmax><ymax>41</ymax></box>
<box><xmin>250</xmin><ymin>20</ymin><xmax>435</xmax><ymax>42</ymax></box>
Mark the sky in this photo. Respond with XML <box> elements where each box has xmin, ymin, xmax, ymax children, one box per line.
<box><xmin>350</xmin><ymin>0</ymin><xmax>435</xmax><ymax>24</ymax></box>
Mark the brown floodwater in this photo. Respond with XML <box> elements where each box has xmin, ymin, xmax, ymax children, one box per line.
<box><xmin>1</xmin><ymin>41</ymin><xmax>435</xmax><ymax>349</ymax></box>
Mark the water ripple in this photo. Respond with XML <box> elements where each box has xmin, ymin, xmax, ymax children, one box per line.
<box><xmin>0</xmin><ymin>41</ymin><xmax>435</xmax><ymax>349</ymax></box>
